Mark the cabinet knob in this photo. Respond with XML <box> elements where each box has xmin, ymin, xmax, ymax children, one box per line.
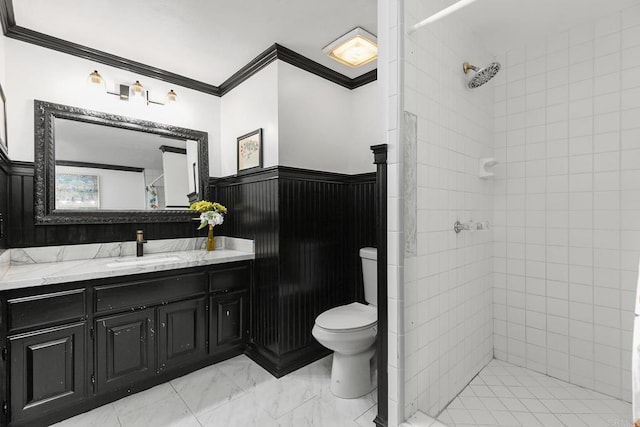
<box><xmin>226</xmin><ymin>310</ymin><xmax>230</xmax><ymax>316</ymax></box>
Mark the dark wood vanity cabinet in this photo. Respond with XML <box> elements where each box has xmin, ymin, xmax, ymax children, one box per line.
<box><xmin>1</xmin><ymin>260</ymin><xmax>252</xmax><ymax>426</ymax></box>
<box><xmin>9</xmin><ymin>323</ymin><xmax>87</xmax><ymax>424</ymax></box>
<box><xmin>210</xmin><ymin>291</ymin><xmax>247</xmax><ymax>351</ymax></box>
<box><xmin>208</xmin><ymin>263</ymin><xmax>250</xmax><ymax>353</ymax></box>
<box><xmin>94</xmin><ymin>308</ymin><xmax>156</xmax><ymax>394</ymax></box>
<box><xmin>158</xmin><ymin>297</ymin><xmax>207</xmax><ymax>372</ymax></box>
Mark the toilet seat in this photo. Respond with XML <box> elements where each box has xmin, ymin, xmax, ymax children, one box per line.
<box><xmin>315</xmin><ymin>302</ymin><xmax>377</xmax><ymax>332</ymax></box>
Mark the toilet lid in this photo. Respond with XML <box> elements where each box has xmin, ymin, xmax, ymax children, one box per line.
<box><xmin>315</xmin><ymin>302</ymin><xmax>377</xmax><ymax>331</ymax></box>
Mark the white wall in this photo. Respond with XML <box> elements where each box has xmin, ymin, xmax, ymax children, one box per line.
<box><xmin>162</xmin><ymin>151</ymin><xmax>190</xmax><ymax>207</ymax></box>
<box><xmin>5</xmin><ymin>37</ymin><xmax>377</xmax><ymax>180</ymax></box>
<box><xmin>56</xmin><ymin>165</ymin><xmax>145</xmax><ymax>210</ymax></box>
<box><xmin>403</xmin><ymin>0</ymin><xmax>495</xmax><ymax>418</ymax></box>
<box><xmin>278</xmin><ymin>62</ymin><xmax>377</xmax><ymax>174</ymax></box>
<box><xmin>350</xmin><ymin>82</ymin><xmax>381</xmax><ymax>172</ymax></box>
<box><xmin>186</xmin><ymin>140</ymin><xmax>198</xmax><ymax>194</ymax></box>
<box><xmin>493</xmin><ymin>4</ymin><xmax>640</xmax><ymax>401</ymax></box>
<box><xmin>220</xmin><ymin>60</ymin><xmax>378</xmax><ymax>177</ymax></box>
<box><xmin>5</xmin><ymin>39</ymin><xmax>222</xmax><ymax>175</ymax></box>
<box><xmin>0</xmin><ymin>32</ymin><xmax>6</xmax><ymax>96</ymax></box>
<box><xmin>219</xmin><ymin>62</ymin><xmax>279</xmax><ymax>177</ymax></box>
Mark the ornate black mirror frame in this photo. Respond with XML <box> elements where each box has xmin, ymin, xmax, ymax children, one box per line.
<box><xmin>34</xmin><ymin>100</ymin><xmax>209</xmax><ymax>224</ymax></box>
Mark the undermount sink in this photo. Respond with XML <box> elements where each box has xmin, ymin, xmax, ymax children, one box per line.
<box><xmin>106</xmin><ymin>256</ymin><xmax>181</xmax><ymax>268</ymax></box>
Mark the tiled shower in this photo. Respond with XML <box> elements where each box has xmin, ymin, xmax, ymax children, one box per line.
<box><xmin>392</xmin><ymin>0</ymin><xmax>640</xmax><ymax>424</ymax></box>
<box><xmin>492</xmin><ymin>10</ymin><xmax>640</xmax><ymax>401</ymax></box>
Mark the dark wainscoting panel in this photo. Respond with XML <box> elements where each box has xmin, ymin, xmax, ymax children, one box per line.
<box><xmin>278</xmin><ymin>176</ymin><xmax>348</xmax><ymax>355</ymax></box>
<box><xmin>211</xmin><ymin>166</ymin><xmax>376</xmax><ymax>375</ymax></box>
<box><xmin>9</xmin><ymin>162</ymin><xmax>201</xmax><ymax>248</ymax></box>
<box><xmin>348</xmin><ymin>175</ymin><xmax>377</xmax><ymax>304</ymax></box>
<box><xmin>212</xmin><ymin>173</ymin><xmax>280</xmax><ymax>356</ymax></box>
<box><xmin>0</xmin><ymin>149</ymin><xmax>9</xmax><ymax>249</ymax></box>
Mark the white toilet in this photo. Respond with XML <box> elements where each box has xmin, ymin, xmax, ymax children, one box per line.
<box><xmin>312</xmin><ymin>247</ymin><xmax>377</xmax><ymax>398</ymax></box>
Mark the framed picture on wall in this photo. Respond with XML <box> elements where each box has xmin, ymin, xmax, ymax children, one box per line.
<box><xmin>237</xmin><ymin>128</ymin><xmax>263</xmax><ymax>172</ymax></box>
<box><xmin>0</xmin><ymin>82</ymin><xmax>7</xmax><ymax>156</ymax></box>
<box><xmin>55</xmin><ymin>174</ymin><xmax>100</xmax><ymax>209</ymax></box>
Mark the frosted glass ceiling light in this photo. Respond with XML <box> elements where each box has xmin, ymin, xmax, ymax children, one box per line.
<box><xmin>323</xmin><ymin>27</ymin><xmax>377</xmax><ymax>68</ymax></box>
<box><xmin>409</xmin><ymin>0</ymin><xmax>479</xmax><ymax>33</ymax></box>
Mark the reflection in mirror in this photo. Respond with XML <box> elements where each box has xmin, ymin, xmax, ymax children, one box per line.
<box><xmin>54</xmin><ymin>119</ymin><xmax>198</xmax><ymax>211</ymax></box>
<box><xmin>34</xmin><ymin>100</ymin><xmax>209</xmax><ymax>224</ymax></box>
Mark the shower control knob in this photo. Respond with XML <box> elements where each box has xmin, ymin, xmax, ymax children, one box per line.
<box><xmin>476</xmin><ymin>221</ymin><xmax>490</xmax><ymax>230</ymax></box>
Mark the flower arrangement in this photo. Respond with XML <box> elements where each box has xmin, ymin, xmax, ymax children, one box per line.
<box><xmin>189</xmin><ymin>201</ymin><xmax>227</xmax><ymax>229</ymax></box>
<box><xmin>189</xmin><ymin>201</ymin><xmax>227</xmax><ymax>251</ymax></box>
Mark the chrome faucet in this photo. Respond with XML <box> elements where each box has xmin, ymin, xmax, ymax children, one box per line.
<box><xmin>136</xmin><ymin>230</ymin><xmax>147</xmax><ymax>257</ymax></box>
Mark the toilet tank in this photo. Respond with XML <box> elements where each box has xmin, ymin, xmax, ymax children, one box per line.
<box><xmin>359</xmin><ymin>247</ymin><xmax>377</xmax><ymax>306</ymax></box>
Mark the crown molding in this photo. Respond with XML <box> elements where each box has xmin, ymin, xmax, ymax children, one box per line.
<box><xmin>0</xmin><ymin>0</ymin><xmax>376</xmax><ymax>96</ymax></box>
<box><xmin>5</xmin><ymin>25</ymin><xmax>221</xmax><ymax>95</ymax></box>
<box><xmin>218</xmin><ymin>44</ymin><xmax>279</xmax><ymax>96</ymax></box>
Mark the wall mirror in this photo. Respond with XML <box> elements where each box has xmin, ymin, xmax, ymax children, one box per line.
<box><xmin>34</xmin><ymin>100</ymin><xmax>209</xmax><ymax>224</ymax></box>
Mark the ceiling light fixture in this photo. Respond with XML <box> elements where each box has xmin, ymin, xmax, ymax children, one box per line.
<box><xmin>323</xmin><ymin>27</ymin><xmax>377</xmax><ymax>68</ymax></box>
<box><xmin>86</xmin><ymin>70</ymin><xmax>177</xmax><ymax>106</ymax></box>
<box><xmin>408</xmin><ymin>0</ymin><xmax>478</xmax><ymax>33</ymax></box>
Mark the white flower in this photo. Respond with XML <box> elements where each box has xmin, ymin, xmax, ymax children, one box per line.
<box><xmin>200</xmin><ymin>211</ymin><xmax>224</xmax><ymax>226</ymax></box>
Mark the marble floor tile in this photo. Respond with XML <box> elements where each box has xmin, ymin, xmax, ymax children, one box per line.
<box><xmin>354</xmin><ymin>405</ymin><xmax>378</xmax><ymax>426</ymax></box>
<box><xmin>196</xmin><ymin>390</ymin><xmax>279</xmax><ymax>427</ymax></box>
<box><xmin>251</xmin><ymin>374</ymin><xmax>318</xmax><ymax>419</ymax></box>
<box><xmin>285</xmin><ymin>355</ymin><xmax>333</xmax><ymax>395</ymax></box>
<box><xmin>214</xmin><ymin>354</ymin><xmax>274</xmax><ymax>391</ymax></box>
<box><xmin>318</xmin><ymin>388</ymin><xmax>377</xmax><ymax>422</ymax></box>
<box><xmin>118</xmin><ymin>394</ymin><xmax>199</xmax><ymax>427</ymax></box>
<box><xmin>49</xmin><ymin>354</ymin><xmax>381</xmax><ymax>427</ymax></box>
<box><xmin>170</xmin><ymin>363</ymin><xmax>245</xmax><ymax>415</ymax></box>
<box><xmin>51</xmin><ymin>403</ymin><xmax>121</xmax><ymax>427</ymax></box>
<box><xmin>113</xmin><ymin>382</ymin><xmax>178</xmax><ymax>417</ymax></box>
<box><xmin>277</xmin><ymin>395</ymin><xmax>360</xmax><ymax>427</ymax></box>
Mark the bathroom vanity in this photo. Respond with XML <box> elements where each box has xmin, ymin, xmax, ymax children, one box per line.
<box><xmin>0</xmin><ymin>241</ymin><xmax>254</xmax><ymax>426</ymax></box>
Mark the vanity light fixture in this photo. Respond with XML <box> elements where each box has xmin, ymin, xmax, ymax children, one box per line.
<box><xmin>323</xmin><ymin>27</ymin><xmax>377</xmax><ymax>68</ymax></box>
<box><xmin>86</xmin><ymin>70</ymin><xmax>177</xmax><ymax>106</ymax></box>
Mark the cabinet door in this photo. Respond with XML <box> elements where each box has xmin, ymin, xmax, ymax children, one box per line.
<box><xmin>9</xmin><ymin>322</ymin><xmax>86</xmax><ymax>424</ymax></box>
<box><xmin>210</xmin><ymin>291</ymin><xmax>247</xmax><ymax>352</ymax></box>
<box><xmin>95</xmin><ymin>309</ymin><xmax>155</xmax><ymax>394</ymax></box>
<box><xmin>158</xmin><ymin>298</ymin><xmax>206</xmax><ymax>372</ymax></box>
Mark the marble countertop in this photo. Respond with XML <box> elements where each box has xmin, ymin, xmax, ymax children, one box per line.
<box><xmin>0</xmin><ymin>237</ymin><xmax>254</xmax><ymax>291</ymax></box>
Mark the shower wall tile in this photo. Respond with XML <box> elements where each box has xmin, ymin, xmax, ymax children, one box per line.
<box><xmin>404</xmin><ymin>0</ymin><xmax>494</xmax><ymax>418</ymax></box>
<box><xmin>494</xmin><ymin>4</ymin><xmax>640</xmax><ymax>403</ymax></box>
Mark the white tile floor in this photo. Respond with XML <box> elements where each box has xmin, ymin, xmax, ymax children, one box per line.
<box><xmin>52</xmin><ymin>354</ymin><xmax>378</xmax><ymax>427</ymax></box>
<box><xmin>402</xmin><ymin>359</ymin><xmax>633</xmax><ymax>427</ymax></box>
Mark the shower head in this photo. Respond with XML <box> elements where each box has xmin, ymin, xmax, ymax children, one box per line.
<box><xmin>463</xmin><ymin>61</ymin><xmax>501</xmax><ymax>88</ymax></box>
